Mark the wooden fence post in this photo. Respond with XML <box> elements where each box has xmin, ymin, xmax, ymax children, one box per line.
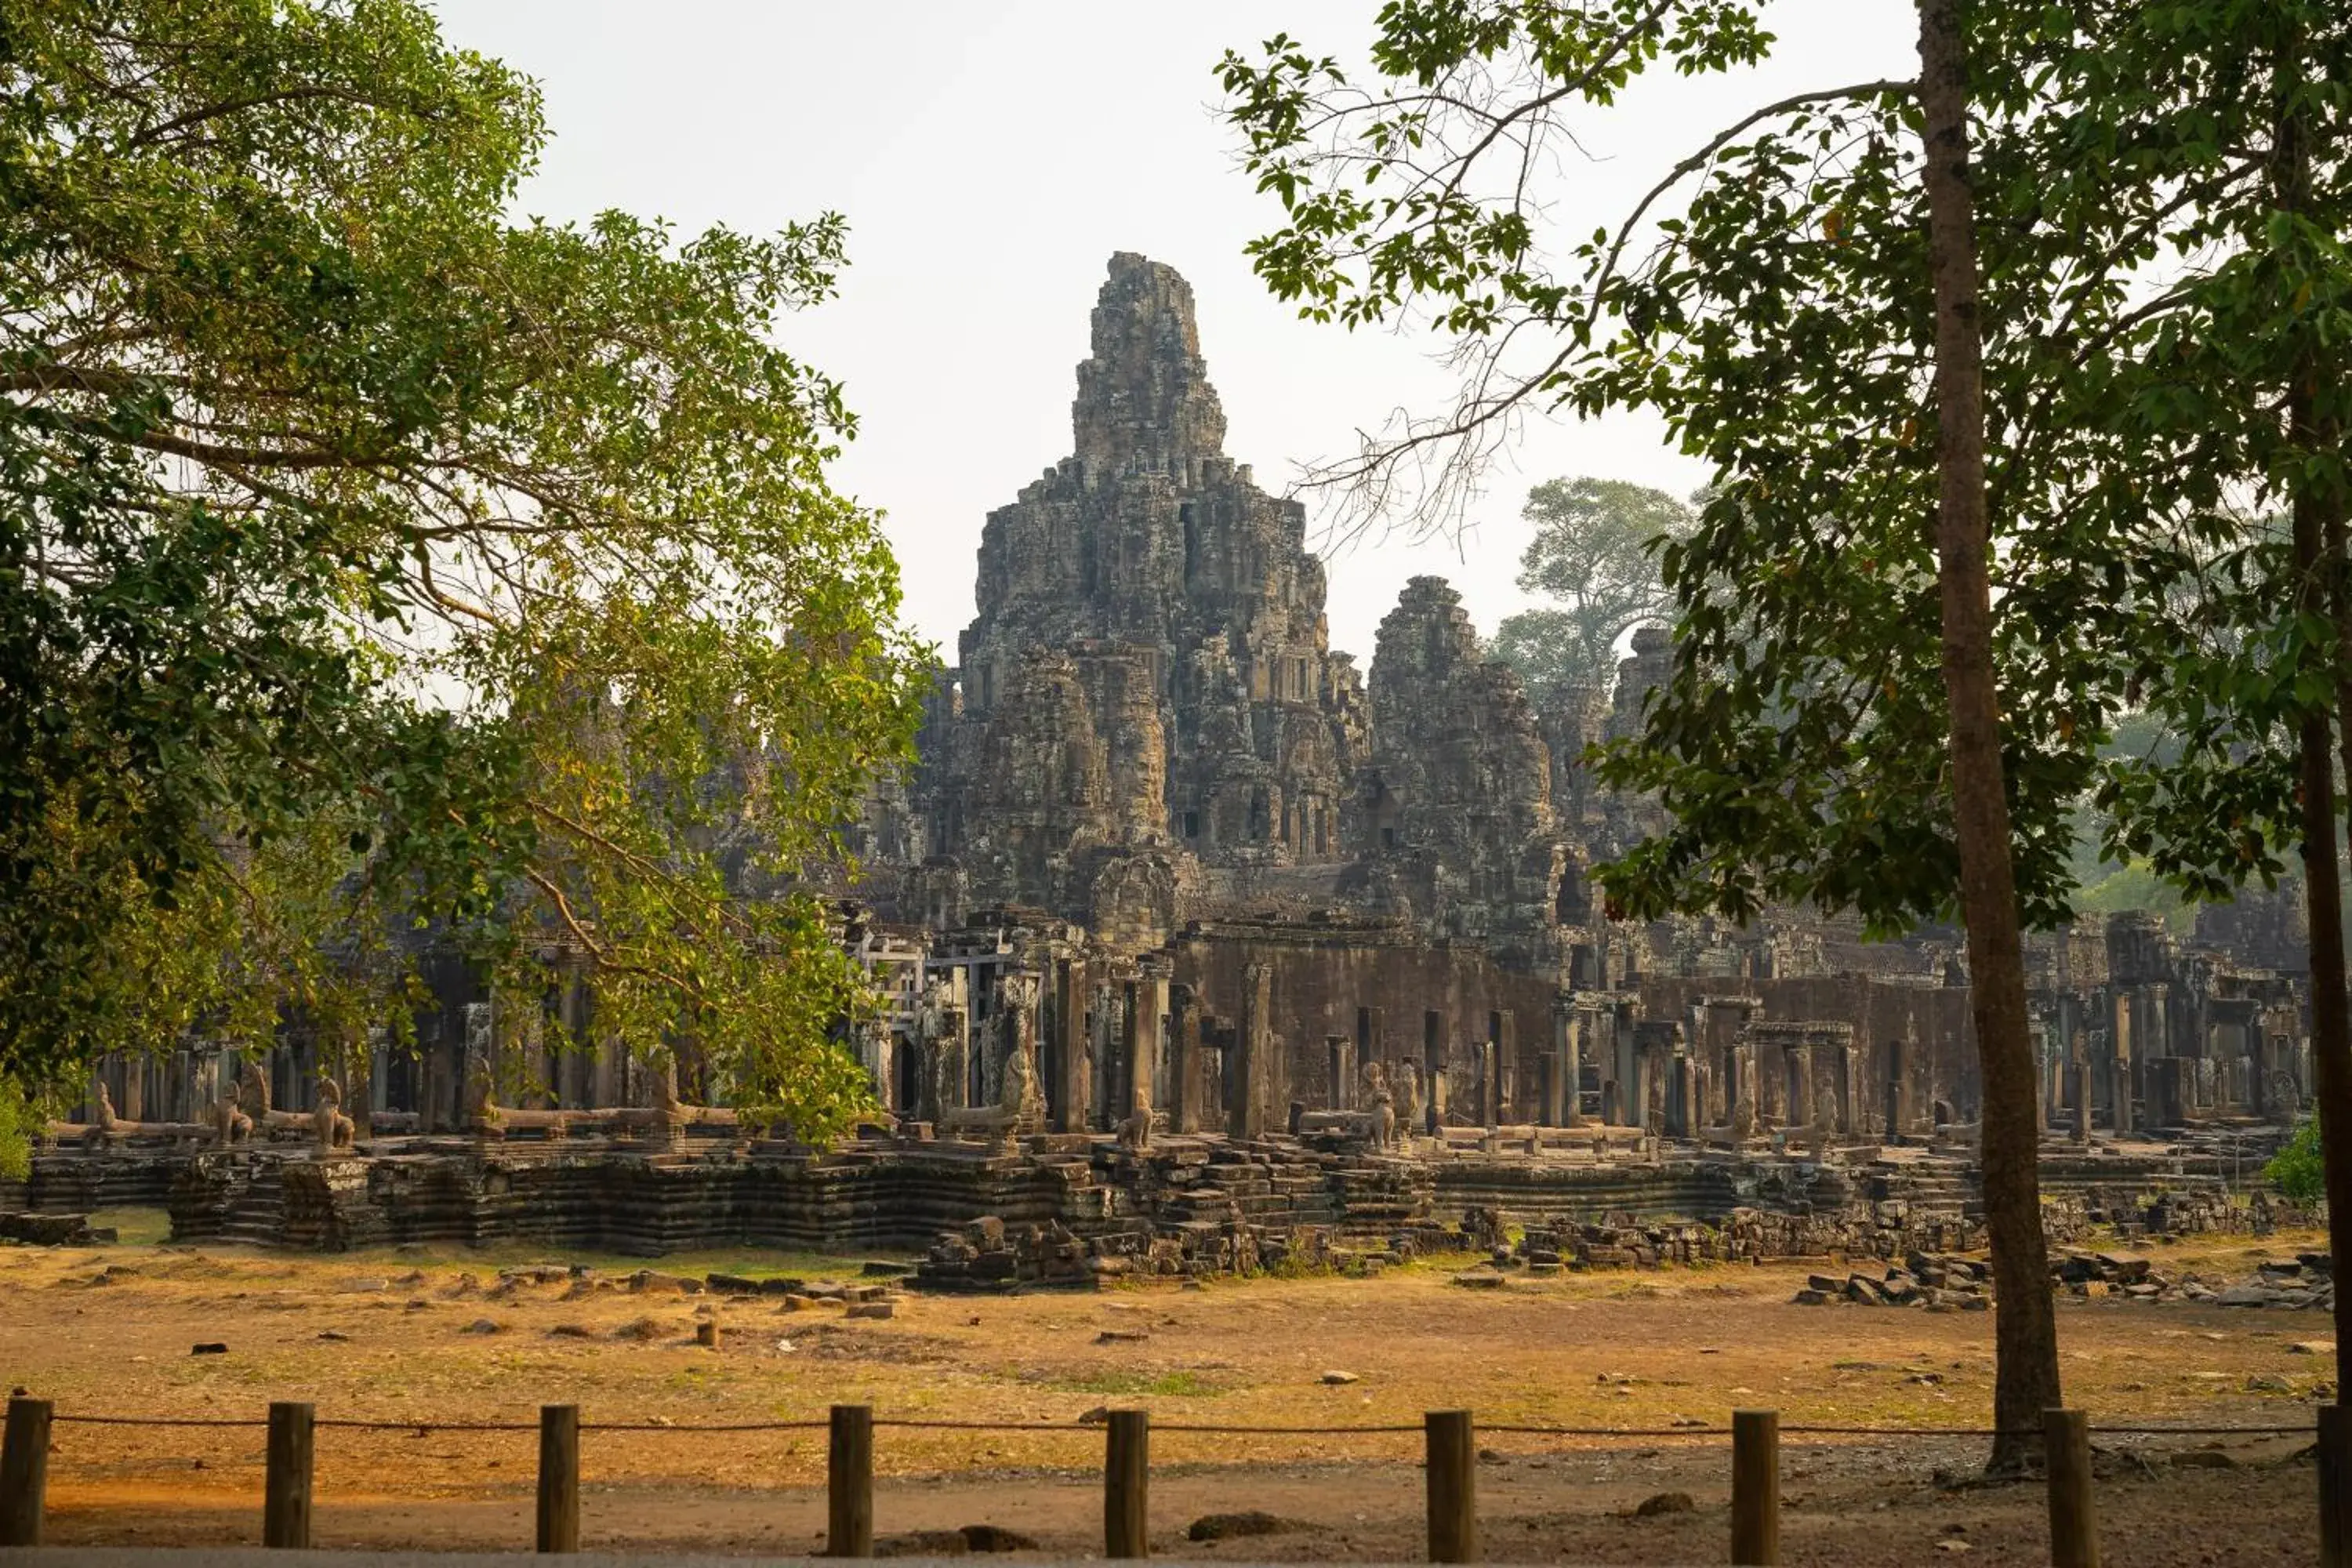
<box><xmin>263</xmin><ymin>1401</ymin><xmax>314</xmax><ymax>1549</ymax></box>
<box><xmin>1730</xmin><ymin>1408</ymin><xmax>1780</xmax><ymax>1566</ymax></box>
<box><xmin>2045</xmin><ymin>1408</ymin><xmax>2096</xmax><ymax>1568</ymax></box>
<box><xmin>1105</xmin><ymin>1408</ymin><xmax>1149</xmax><ymax>1558</ymax></box>
<box><xmin>828</xmin><ymin>1403</ymin><xmax>874</xmax><ymax>1558</ymax></box>
<box><xmin>536</xmin><ymin>1404</ymin><xmax>580</xmax><ymax>1553</ymax></box>
<box><xmin>2322</xmin><ymin>1405</ymin><xmax>2352</xmax><ymax>1568</ymax></box>
<box><xmin>0</xmin><ymin>1397</ymin><xmax>52</xmax><ymax>1547</ymax></box>
<box><xmin>1425</xmin><ymin>1409</ymin><xmax>1477</xmax><ymax>1563</ymax></box>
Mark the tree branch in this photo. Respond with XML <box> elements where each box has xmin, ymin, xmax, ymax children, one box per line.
<box><xmin>124</xmin><ymin>85</ymin><xmax>434</xmax><ymax>150</ymax></box>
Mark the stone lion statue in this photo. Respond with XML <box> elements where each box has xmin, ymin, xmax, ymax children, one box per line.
<box><xmin>212</xmin><ymin>1091</ymin><xmax>252</xmax><ymax>1146</ymax></box>
<box><xmin>1116</xmin><ymin>1082</ymin><xmax>1154</xmax><ymax>1152</ymax></box>
<box><xmin>312</xmin><ymin>1076</ymin><xmax>356</xmax><ymax>1152</ymax></box>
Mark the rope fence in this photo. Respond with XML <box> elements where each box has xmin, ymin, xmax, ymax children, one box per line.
<box><xmin>2</xmin><ymin>1393</ymin><xmax>2343</xmax><ymax>1563</ymax></box>
<box><xmin>35</xmin><ymin>1410</ymin><xmax>2325</xmax><ymax>1438</ymax></box>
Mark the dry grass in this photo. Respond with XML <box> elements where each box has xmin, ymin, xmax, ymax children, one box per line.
<box><xmin>0</xmin><ymin>1217</ymin><xmax>2329</xmax><ymax>1563</ymax></box>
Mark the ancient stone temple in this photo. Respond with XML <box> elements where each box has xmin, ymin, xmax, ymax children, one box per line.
<box><xmin>910</xmin><ymin>253</ymin><xmax>1367</xmax><ymax>952</ymax></box>
<box><xmin>17</xmin><ymin>252</ymin><xmax>2318</xmax><ymax>1266</ymax></box>
<box><xmin>1359</xmin><ymin>575</ymin><xmax>1563</xmax><ymax>958</ymax></box>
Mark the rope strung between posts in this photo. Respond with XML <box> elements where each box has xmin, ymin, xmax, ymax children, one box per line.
<box><xmin>51</xmin><ymin>1415</ymin><xmax>270</xmax><ymax>1428</ymax></box>
<box><xmin>42</xmin><ymin>1411</ymin><xmax>2319</xmax><ymax>1439</ymax></box>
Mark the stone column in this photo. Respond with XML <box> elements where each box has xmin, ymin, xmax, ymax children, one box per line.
<box><xmin>1601</xmin><ymin>1079</ymin><xmax>1623</xmax><ymax>1127</ymax></box>
<box><xmin>1423</xmin><ymin>1010</ymin><xmax>1446</xmax><ymax>1131</ymax></box>
<box><xmin>347</xmin><ymin>1028</ymin><xmax>376</xmax><ymax>1138</ymax></box>
<box><xmin>2071</xmin><ymin>1061</ymin><xmax>2094</xmax><ymax>1142</ymax></box>
<box><xmin>1882</xmin><ymin>1033</ymin><xmax>1908</xmax><ymax>1140</ymax></box>
<box><xmin>1327</xmin><ymin>1035</ymin><xmax>1355</xmax><ymax>1110</ymax></box>
<box><xmin>1090</xmin><ymin>978</ymin><xmax>1120</xmax><ymax>1130</ymax></box>
<box><xmin>1668</xmin><ymin>1055</ymin><xmax>1697</xmax><ymax>1138</ymax></box>
<box><xmin>1617</xmin><ymin>1022</ymin><xmax>1643</xmax><ymax>1127</ymax></box>
<box><xmin>2151</xmin><ymin>1057</ymin><xmax>2190</xmax><ymax>1128</ymax></box>
<box><xmin>1005</xmin><ymin>974</ymin><xmax>1045</xmax><ymax>1130</ymax></box>
<box><xmin>1784</xmin><ymin>1044</ymin><xmax>1813</xmax><ymax>1131</ymax></box>
<box><xmin>1490</xmin><ymin>1010</ymin><xmax>1516</xmax><ymax>1121</ymax></box>
<box><xmin>1053</xmin><ymin>956</ymin><xmax>1088</xmax><ymax>1134</ymax></box>
<box><xmin>1167</xmin><ymin>984</ymin><xmax>1200</xmax><ymax>1134</ymax></box>
<box><xmin>1128</xmin><ymin>973</ymin><xmax>1166</xmax><ymax>1123</ymax></box>
<box><xmin>1550</xmin><ymin>994</ymin><xmax>1580</xmax><ymax>1127</ymax></box>
<box><xmin>937</xmin><ymin>1004</ymin><xmax>969</xmax><ymax>1118</ymax></box>
<box><xmin>1230</xmin><ymin>964</ymin><xmax>1273</xmax><ymax>1139</ymax></box>
<box><xmin>2035</xmin><ymin>1025</ymin><xmax>2058</xmax><ymax>1131</ymax></box>
<box><xmin>465</xmin><ymin>1000</ymin><xmax>496</xmax><ymax>1123</ymax></box>
<box><xmin>2103</xmin><ymin>994</ymin><xmax>2129</xmax><ymax>1134</ymax></box>
<box><xmin>1728</xmin><ymin>1045</ymin><xmax>1758</xmax><ymax>1138</ymax></box>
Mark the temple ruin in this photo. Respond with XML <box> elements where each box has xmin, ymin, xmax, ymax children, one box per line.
<box><xmin>6</xmin><ymin>255</ymin><xmax>2318</xmax><ymax>1271</ymax></box>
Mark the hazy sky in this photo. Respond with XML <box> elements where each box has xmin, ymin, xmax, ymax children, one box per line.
<box><xmin>430</xmin><ymin>2</ymin><xmax>1915</xmax><ymax>662</ymax></box>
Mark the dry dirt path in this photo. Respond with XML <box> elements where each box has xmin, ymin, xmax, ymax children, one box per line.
<box><xmin>0</xmin><ymin>1218</ymin><xmax>2331</xmax><ymax>1564</ymax></box>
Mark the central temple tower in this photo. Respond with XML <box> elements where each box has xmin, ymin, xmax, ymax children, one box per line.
<box><xmin>914</xmin><ymin>254</ymin><xmax>1367</xmax><ymax>943</ymax></box>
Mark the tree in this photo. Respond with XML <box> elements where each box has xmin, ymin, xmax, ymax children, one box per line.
<box><xmin>1912</xmin><ymin>0</ymin><xmax>2061</xmax><ymax>1466</ymax></box>
<box><xmin>1490</xmin><ymin>477</ymin><xmax>1693</xmax><ymax>695</ymax></box>
<box><xmin>1222</xmin><ymin>0</ymin><xmax>2073</xmax><ymax>1470</ymax></box>
<box><xmin>1225</xmin><ymin>0</ymin><xmax>2352</xmax><ymax>1467</ymax></box>
<box><xmin>1</xmin><ymin>0</ymin><xmax>926</xmax><ymax>1152</ymax></box>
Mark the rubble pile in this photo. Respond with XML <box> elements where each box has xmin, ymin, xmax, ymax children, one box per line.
<box><xmin>1795</xmin><ymin>1246</ymin><xmax>2336</xmax><ymax>1311</ymax></box>
<box><xmin>1791</xmin><ymin>1252</ymin><xmax>1993</xmax><ymax>1310</ymax></box>
<box><xmin>2051</xmin><ymin>1185</ymin><xmax>2325</xmax><ymax>1239</ymax></box>
<box><xmin>913</xmin><ymin>1210</ymin><xmax>1476</xmax><ymax>1291</ymax></box>
<box><xmin>0</xmin><ymin>1210</ymin><xmax>116</xmax><ymax>1246</ymax></box>
<box><xmin>1512</xmin><ymin>1204</ymin><xmax>1984</xmax><ymax>1273</ymax></box>
<box><xmin>2053</xmin><ymin>1248</ymin><xmax>2335</xmax><ymax>1309</ymax></box>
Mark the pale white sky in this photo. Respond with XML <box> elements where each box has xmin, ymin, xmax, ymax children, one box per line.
<box><xmin>430</xmin><ymin>2</ymin><xmax>1915</xmax><ymax>661</ymax></box>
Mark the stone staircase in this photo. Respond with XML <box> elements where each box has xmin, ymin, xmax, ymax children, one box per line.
<box><xmin>219</xmin><ymin>1160</ymin><xmax>285</xmax><ymax>1247</ymax></box>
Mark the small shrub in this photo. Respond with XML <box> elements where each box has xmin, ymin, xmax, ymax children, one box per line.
<box><xmin>2267</xmin><ymin>1117</ymin><xmax>2325</xmax><ymax>1203</ymax></box>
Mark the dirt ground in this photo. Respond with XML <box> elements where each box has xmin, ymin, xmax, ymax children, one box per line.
<box><xmin>0</xmin><ymin>1212</ymin><xmax>2335</xmax><ymax>1563</ymax></box>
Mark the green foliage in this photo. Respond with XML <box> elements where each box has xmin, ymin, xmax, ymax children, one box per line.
<box><xmin>2267</xmin><ymin>1116</ymin><xmax>2326</xmax><ymax>1203</ymax></box>
<box><xmin>1</xmin><ymin>1</ymin><xmax>926</xmax><ymax>1139</ymax></box>
<box><xmin>1490</xmin><ymin>477</ymin><xmax>1693</xmax><ymax>695</ymax></box>
<box><xmin>1222</xmin><ymin>0</ymin><xmax>2352</xmax><ymax>939</ymax></box>
<box><xmin>2072</xmin><ymin>863</ymin><xmax>2195</xmax><ymax>938</ymax></box>
<box><xmin>0</xmin><ymin>1074</ymin><xmax>40</xmax><ymax>1180</ymax></box>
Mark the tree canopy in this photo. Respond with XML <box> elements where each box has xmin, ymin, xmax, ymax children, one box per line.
<box><xmin>1223</xmin><ymin>0</ymin><xmax>2352</xmax><ymax>1464</ymax></box>
<box><xmin>2</xmin><ymin>0</ymin><xmax>927</xmax><ymax>1143</ymax></box>
<box><xmin>1489</xmin><ymin>477</ymin><xmax>1692</xmax><ymax>697</ymax></box>
<box><xmin>1221</xmin><ymin>0</ymin><xmax>2351</xmax><ymax>938</ymax></box>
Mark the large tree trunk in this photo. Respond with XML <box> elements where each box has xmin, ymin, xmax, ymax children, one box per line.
<box><xmin>2319</xmin><ymin>500</ymin><xmax>2352</xmax><ymax>1425</ymax></box>
<box><xmin>2273</xmin><ymin>41</ymin><xmax>2352</xmax><ymax>1417</ymax></box>
<box><xmin>1915</xmin><ymin>0</ymin><xmax>2063</xmax><ymax>1475</ymax></box>
<box><xmin>2306</xmin><ymin>500</ymin><xmax>2352</xmax><ymax>1407</ymax></box>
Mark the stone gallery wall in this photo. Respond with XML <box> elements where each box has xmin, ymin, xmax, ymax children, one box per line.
<box><xmin>1166</xmin><ymin>920</ymin><xmax>1563</xmax><ymax>1126</ymax></box>
<box><xmin>1639</xmin><ymin>976</ymin><xmax>1980</xmax><ymax>1124</ymax></box>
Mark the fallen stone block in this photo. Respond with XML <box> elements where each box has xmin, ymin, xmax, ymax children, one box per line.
<box><xmin>2170</xmin><ymin>1448</ymin><xmax>2238</xmax><ymax>1469</ymax></box>
<box><xmin>957</xmin><ymin>1523</ymin><xmax>1038</xmax><ymax>1552</ymax></box>
<box><xmin>1189</xmin><ymin>1511</ymin><xmax>1298</xmax><ymax>1542</ymax></box>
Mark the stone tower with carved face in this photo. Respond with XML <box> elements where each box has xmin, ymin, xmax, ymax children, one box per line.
<box><xmin>913</xmin><ymin>254</ymin><xmax>1367</xmax><ymax>946</ymax></box>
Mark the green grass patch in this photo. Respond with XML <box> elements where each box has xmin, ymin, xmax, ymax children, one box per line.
<box><xmin>88</xmin><ymin>1206</ymin><xmax>171</xmax><ymax>1246</ymax></box>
